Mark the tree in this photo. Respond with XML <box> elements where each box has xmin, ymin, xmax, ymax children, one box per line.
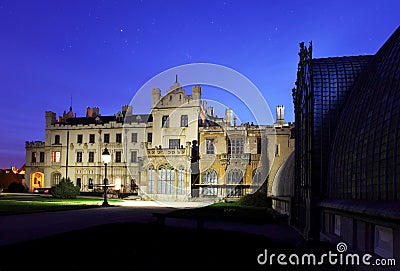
<box><xmin>51</xmin><ymin>177</ymin><xmax>80</xmax><ymax>199</ymax></box>
<box><xmin>7</xmin><ymin>181</ymin><xmax>27</xmax><ymax>193</ymax></box>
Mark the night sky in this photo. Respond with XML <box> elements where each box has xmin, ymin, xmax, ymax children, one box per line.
<box><xmin>0</xmin><ymin>0</ymin><xmax>399</xmax><ymax>169</ymax></box>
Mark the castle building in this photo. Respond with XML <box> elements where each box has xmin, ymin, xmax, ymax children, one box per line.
<box><xmin>25</xmin><ymin>78</ymin><xmax>293</xmax><ymax>202</ymax></box>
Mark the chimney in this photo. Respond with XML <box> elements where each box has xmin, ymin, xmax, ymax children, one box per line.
<box><xmin>45</xmin><ymin>111</ymin><xmax>56</xmax><ymax>126</ymax></box>
<box><xmin>192</xmin><ymin>85</ymin><xmax>201</xmax><ymax>100</ymax></box>
<box><xmin>152</xmin><ymin>88</ymin><xmax>161</xmax><ymax>107</ymax></box>
<box><xmin>225</xmin><ymin>108</ymin><xmax>233</xmax><ymax>126</ymax></box>
<box><xmin>276</xmin><ymin>105</ymin><xmax>285</xmax><ymax>125</ymax></box>
<box><xmin>93</xmin><ymin>107</ymin><xmax>99</xmax><ymax>117</ymax></box>
<box><xmin>86</xmin><ymin>107</ymin><xmax>93</xmax><ymax>118</ymax></box>
<box><xmin>122</xmin><ymin>105</ymin><xmax>133</xmax><ymax>116</ymax></box>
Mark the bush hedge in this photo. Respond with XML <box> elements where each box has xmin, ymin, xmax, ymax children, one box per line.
<box><xmin>7</xmin><ymin>182</ymin><xmax>27</xmax><ymax>193</ymax></box>
<box><xmin>238</xmin><ymin>191</ymin><xmax>272</xmax><ymax>207</ymax></box>
<box><xmin>51</xmin><ymin>177</ymin><xmax>80</xmax><ymax>199</ymax></box>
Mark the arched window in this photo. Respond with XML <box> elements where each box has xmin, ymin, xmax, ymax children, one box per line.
<box><xmin>202</xmin><ymin>170</ymin><xmax>218</xmax><ymax>196</ymax></box>
<box><xmin>158</xmin><ymin>164</ymin><xmax>174</xmax><ymax>194</ymax></box>
<box><xmin>227</xmin><ymin>169</ymin><xmax>243</xmax><ymax>196</ymax></box>
<box><xmin>148</xmin><ymin>165</ymin><xmax>155</xmax><ymax>193</ymax></box>
<box><xmin>52</xmin><ymin>172</ymin><xmax>62</xmax><ymax>186</ymax></box>
<box><xmin>251</xmin><ymin>170</ymin><xmax>262</xmax><ymax>193</ymax></box>
<box><xmin>177</xmin><ymin>167</ymin><xmax>185</xmax><ymax>195</ymax></box>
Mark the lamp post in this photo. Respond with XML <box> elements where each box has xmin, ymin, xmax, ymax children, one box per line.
<box><xmin>101</xmin><ymin>148</ymin><xmax>111</xmax><ymax>207</ymax></box>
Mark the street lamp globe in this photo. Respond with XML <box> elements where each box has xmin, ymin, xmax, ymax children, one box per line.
<box><xmin>102</xmin><ymin>148</ymin><xmax>111</xmax><ymax>164</ymax></box>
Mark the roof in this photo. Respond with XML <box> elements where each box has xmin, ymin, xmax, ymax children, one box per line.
<box><xmin>55</xmin><ymin>114</ymin><xmax>152</xmax><ymax>125</ymax></box>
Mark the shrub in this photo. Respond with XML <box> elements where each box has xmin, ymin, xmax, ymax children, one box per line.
<box><xmin>7</xmin><ymin>182</ymin><xmax>27</xmax><ymax>193</ymax></box>
<box><xmin>238</xmin><ymin>191</ymin><xmax>271</xmax><ymax>207</ymax></box>
<box><xmin>51</xmin><ymin>177</ymin><xmax>80</xmax><ymax>199</ymax></box>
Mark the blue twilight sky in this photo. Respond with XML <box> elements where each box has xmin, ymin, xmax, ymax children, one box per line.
<box><xmin>0</xmin><ymin>0</ymin><xmax>399</xmax><ymax>169</ymax></box>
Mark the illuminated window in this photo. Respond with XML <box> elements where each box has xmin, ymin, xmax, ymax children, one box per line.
<box><xmin>114</xmin><ymin>178</ymin><xmax>121</xmax><ymax>190</ymax></box>
<box><xmin>51</xmin><ymin>151</ymin><xmax>61</xmax><ymax>163</ymax></box>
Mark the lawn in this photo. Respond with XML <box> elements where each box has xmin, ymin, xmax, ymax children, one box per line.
<box><xmin>0</xmin><ymin>195</ymin><xmax>123</xmax><ymax>215</ymax></box>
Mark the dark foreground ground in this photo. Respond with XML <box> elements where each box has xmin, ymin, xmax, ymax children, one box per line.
<box><xmin>0</xmin><ymin>221</ymin><xmax>355</xmax><ymax>271</ymax></box>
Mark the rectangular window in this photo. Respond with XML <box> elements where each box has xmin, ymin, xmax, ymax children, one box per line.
<box><xmin>275</xmin><ymin>144</ymin><xmax>280</xmax><ymax>157</ymax></box>
<box><xmin>115</xmin><ymin>151</ymin><xmax>122</xmax><ymax>163</ymax></box>
<box><xmin>147</xmin><ymin>133</ymin><xmax>153</xmax><ymax>143</ymax></box>
<box><xmin>76</xmin><ymin>151</ymin><xmax>82</xmax><ymax>162</ymax></box>
<box><xmin>39</xmin><ymin>152</ymin><xmax>45</xmax><ymax>163</ymax></box>
<box><xmin>116</xmin><ymin>133</ymin><xmax>122</xmax><ymax>143</ymax></box>
<box><xmin>51</xmin><ymin>151</ymin><xmax>61</xmax><ymax>163</ymax></box>
<box><xmin>169</xmin><ymin>139</ymin><xmax>180</xmax><ymax>149</ymax></box>
<box><xmin>131</xmin><ymin>133</ymin><xmax>137</xmax><ymax>143</ymax></box>
<box><xmin>88</xmin><ymin>151</ymin><xmax>94</xmax><ymax>163</ymax></box>
<box><xmin>257</xmin><ymin>138</ymin><xmax>262</xmax><ymax>154</ymax></box>
<box><xmin>54</xmin><ymin>135</ymin><xmax>60</xmax><ymax>145</ymax></box>
<box><xmin>77</xmin><ymin>134</ymin><xmax>83</xmax><ymax>144</ymax></box>
<box><xmin>89</xmin><ymin>134</ymin><xmax>95</xmax><ymax>143</ymax></box>
<box><xmin>31</xmin><ymin>152</ymin><xmax>37</xmax><ymax>163</ymax></box>
<box><xmin>162</xmin><ymin>115</ymin><xmax>169</xmax><ymax>128</ymax></box>
<box><xmin>180</xmin><ymin>115</ymin><xmax>188</xmax><ymax>127</ymax></box>
<box><xmin>131</xmin><ymin>151</ymin><xmax>137</xmax><ymax>162</ymax></box>
<box><xmin>206</xmin><ymin>139</ymin><xmax>214</xmax><ymax>154</ymax></box>
<box><xmin>228</xmin><ymin>138</ymin><xmax>244</xmax><ymax>154</ymax></box>
<box><xmin>104</xmin><ymin>133</ymin><xmax>110</xmax><ymax>143</ymax></box>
